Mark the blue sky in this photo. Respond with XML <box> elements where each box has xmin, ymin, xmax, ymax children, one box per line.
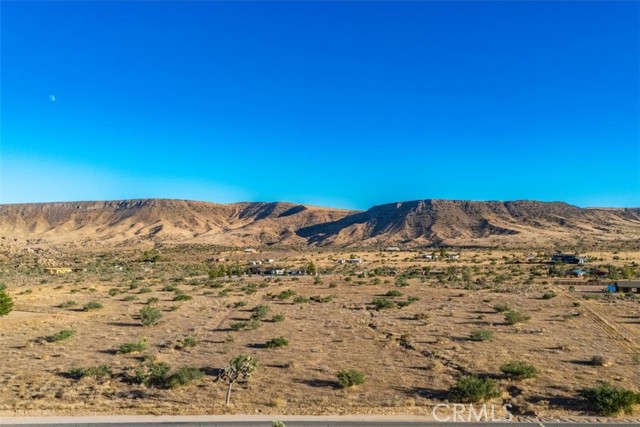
<box><xmin>1</xmin><ymin>1</ymin><xmax>638</xmax><ymax>209</ymax></box>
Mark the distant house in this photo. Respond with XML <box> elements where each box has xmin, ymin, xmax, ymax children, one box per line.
<box><xmin>244</xmin><ymin>248</ymin><xmax>257</xmax><ymax>253</ymax></box>
<box><xmin>249</xmin><ymin>260</ymin><xmax>262</xmax><ymax>266</ymax></box>
<box><xmin>288</xmin><ymin>269</ymin><xmax>307</xmax><ymax>276</ymax></box>
<box><xmin>566</xmin><ymin>269</ymin><xmax>587</xmax><ymax>278</ymax></box>
<box><xmin>337</xmin><ymin>259</ymin><xmax>346</xmax><ymax>264</ymax></box>
<box><xmin>552</xmin><ymin>253</ymin><xmax>587</xmax><ymax>264</ymax></box>
<box><xmin>212</xmin><ymin>257</ymin><xmax>226</xmax><ymax>263</ymax></box>
<box><xmin>448</xmin><ymin>253</ymin><xmax>460</xmax><ymax>260</ymax></box>
<box><xmin>607</xmin><ymin>281</ymin><xmax>640</xmax><ymax>293</ymax></box>
<box><xmin>347</xmin><ymin>258</ymin><xmax>362</xmax><ymax>264</ymax></box>
<box><xmin>385</xmin><ymin>246</ymin><xmax>400</xmax><ymax>252</ymax></box>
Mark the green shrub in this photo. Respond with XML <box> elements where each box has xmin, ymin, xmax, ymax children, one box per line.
<box><xmin>542</xmin><ymin>291</ymin><xmax>557</xmax><ymax>300</ymax></box>
<box><xmin>271</xmin><ymin>314</ymin><xmax>285</xmax><ymax>323</ymax></box>
<box><xmin>336</xmin><ymin>370</ymin><xmax>365</xmax><ymax>388</ymax></box>
<box><xmin>123</xmin><ymin>295</ymin><xmax>137</xmax><ymax>301</ymax></box>
<box><xmin>139</xmin><ymin>287</ymin><xmax>152</xmax><ymax>294</ymax></box>
<box><xmin>493</xmin><ymin>303</ymin><xmax>510</xmax><ymax>313</ymax></box>
<box><xmin>45</xmin><ymin>329</ymin><xmax>75</xmax><ymax>343</ymax></box>
<box><xmin>265</xmin><ymin>336</ymin><xmax>289</xmax><ymax>349</ymax></box>
<box><xmin>469</xmin><ymin>329</ymin><xmax>494</xmax><ymax>342</ymax></box>
<box><xmin>580</xmin><ymin>383</ymin><xmax>639</xmax><ymax>416</ymax></box>
<box><xmin>140</xmin><ymin>305</ymin><xmax>162</xmax><ymax>326</ymax></box>
<box><xmin>251</xmin><ymin>304</ymin><xmax>269</xmax><ymax>320</ymax></box>
<box><xmin>234</xmin><ymin>301</ymin><xmax>248</xmax><ymax>308</ymax></box>
<box><xmin>385</xmin><ymin>290</ymin><xmax>403</xmax><ymax>297</ymax></box>
<box><xmin>277</xmin><ymin>289</ymin><xmax>296</xmax><ymax>300</ymax></box>
<box><xmin>293</xmin><ymin>296</ymin><xmax>309</xmax><ymax>304</ymax></box>
<box><xmin>181</xmin><ymin>335</ymin><xmax>199</xmax><ymax>348</ymax></box>
<box><xmin>168</xmin><ymin>366</ymin><xmax>204</xmax><ymax>389</ymax></box>
<box><xmin>372</xmin><ymin>298</ymin><xmax>395</xmax><ymax>310</ymax></box>
<box><xmin>504</xmin><ymin>310</ymin><xmax>530</xmax><ymax>325</ymax></box>
<box><xmin>133</xmin><ymin>361</ymin><xmax>171</xmax><ymax>388</ymax></box>
<box><xmin>310</xmin><ymin>294</ymin><xmax>335</xmax><ymax>303</ymax></box>
<box><xmin>59</xmin><ymin>300</ymin><xmax>77</xmax><ymax>309</ymax></box>
<box><xmin>449</xmin><ymin>375</ymin><xmax>501</xmax><ymax>403</ymax></box>
<box><xmin>173</xmin><ymin>294</ymin><xmax>192</xmax><ymax>301</ymax></box>
<box><xmin>108</xmin><ymin>288</ymin><xmax>120</xmax><ymax>297</ymax></box>
<box><xmin>230</xmin><ymin>319</ymin><xmax>260</xmax><ymax>331</ymax></box>
<box><xmin>162</xmin><ymin>284</ymin><xmax>178</xmax><ymax>292</ymax></box>
<box><xmin>69</xmin><ymin>365</ymin><xmax>112</xmax><ymax>380</ymax></box>
<box><xmin>83</xmin><ymin>301</ymin><xmax>103</xmax><ymax>311</ymax></box>
<box><xmin>118</xmin><ymin>338</ymin><xmax>148</xmax><ymax>354</ymax></box>
<box><xmin>146</xmin><ymin>297</ymin><xmax>159</xmax><ymax>305</ymax></box>
<box><xmin>500</xmin><ymin>361</ymin><xmax>538</xmax><ymax>379</ymax></box>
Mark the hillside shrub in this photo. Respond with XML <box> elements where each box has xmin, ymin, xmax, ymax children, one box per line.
<box><xmin>83</xmin><ymin>301</ymin><xmax>103</xmax><ymax>311</ymax></box>
<box><xmin>140</xmin><ymin>305</ymin><xmax>162</xmax><ymax>326</ymax></box>
<box><xmin>449</xmin><ymin>375</ymin><xmax>501</xmax><ymax>403</ymax></box>
<box><xmin>372</xmin><ymin>298</ymin><xmax>395</xmax><ymax>310</ymax></box>
<box><xmin>45</xmin><ymin>329</ymin><xmax>75</xmax><ymax>343</ymax></box>
<box><xmin>266</xmin><ymin>336</ymin><xmax>289</xmax><ymax>349</ymax></box>
<box><xmin>500</xmin><ymin>361</ymin><xmax>537</xmax><ymax>379</ymax></box>
<box><xmin>469</xmin><ymin>329</ymin><xmax>494</xmax><ymax>342</ymax></box>
<box><xmin>337</xmin><ymin>370</ymin><xmax>365</xmax><ymax>388</ymax></box>
<box><xmin>118</xmin><ymin>338</ymin><xmax>147</xmax><ymax>354</ymax></box>
<box><xmin>580</xmin><ymin>383</ymin><xmax>639</xmax><ymax>416</ymax></box>
<box><xmin>69</xmin><ymin>365</ymin><xmax>112</xmax><ymax>380</ymax></box>
<box><xmin>504</xmin><ymin>310</ymin><xmax>530</xmax><ymax>325</ymax></box>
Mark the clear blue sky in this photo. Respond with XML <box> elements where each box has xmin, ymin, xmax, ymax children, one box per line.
<box><xmin>1</xmin><ymin>1</ymin><xmax>638</xmax><ymax>209</ymax></box>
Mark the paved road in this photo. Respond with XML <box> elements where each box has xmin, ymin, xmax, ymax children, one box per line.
<box><xmin>2</xmin><ymin>415</ymin><xmax>640</xmax><ymax>427</ymax></box>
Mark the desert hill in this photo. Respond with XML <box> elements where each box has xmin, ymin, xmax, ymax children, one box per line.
<box><xmin>1</xmin><ymin>199</ymin><xmax>639</xmax><ymax>248</ymax></box>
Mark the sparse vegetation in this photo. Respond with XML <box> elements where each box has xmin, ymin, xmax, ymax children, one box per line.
<box><xmin>504</xmin><ymin>310</ymin><xmax>531</xmax><ymax>325</ymax></box>
<box><xmin>83</xmin><ymin>301</ymin><xmax>103</xmax><ymax>311</ymax></box>
<box><xmin>580</xmin><ymin>383</ymin><xmax>639</xmax><ymax>416</ymax></box>
<box><xmin>449</xmin><ymin>375</ymin><xmax>501</xmax><ymax>403</ymax></box>
<box><xmin>265</xmin><ymin>336</ymin><xmax>289</xmax><ymax>349</ymax></box>
<box><xmin>469</xmin><ymin>329</ymin><xmax>494</xmax><ymax>342</ymax></box>
<box><xmin>140</xmin><ymin>305</ymin><xmax>162</xmax><ymax>326</ymax></box>
<box><xmin>117</xmin><ymin>338</ymin><xmax>148</xmax><ymax>354</ymax></box>
<box><xmin>337</xmin><ymin>370</ymin><xmax>365</xmax><ymax>388</ymax></box>
<box><xmin>45</xmin><ymin>329</ymin><xmax>75</xmax><ymax>343</ymax></box>
<box><xmin>500</xmin><ymin>361</ymin><xmax>537</xmax><ymax>379</ymax></box>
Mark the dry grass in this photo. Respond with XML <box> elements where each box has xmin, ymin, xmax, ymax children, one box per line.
<box><xmin>0</xmin><ymin>246</ymin><xmax>639</xmax><ymax>417</ymax></box>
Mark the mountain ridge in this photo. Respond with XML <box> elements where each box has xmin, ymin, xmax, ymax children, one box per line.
<box><xmin>1</xmin><ymin>198</ymin><xmax>639</xmax><ymax>248</ymax></box>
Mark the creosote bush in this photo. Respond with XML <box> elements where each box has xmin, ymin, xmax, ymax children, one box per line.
<box><xmin>337</xmin><ymin>370</ymin><xmax>365</xmax><ymax>388</ymax></box>
<box><xmin>449</xmin><ymin>375</ymin><xmax>501</xmax><ymax>403</ymax></box>
<box><xmin>45</xmin><ymin>329</ymin><xmax>75</xmax><ymax>343</ymax></box>
<box><xmin>251</xmin><ymin>304</ymin><xmax>269</xmax><ymax>320</ymax></box>
<box><xmin>580</xmin><ymin>383</ymin><xmax>639</xmax><ymax>416</ymax></box>
<box><xmin>118</xmin><ymin>338</ymin><xmax>148</xmax><ymax>354</ymax></box>
<box><xmin>265</xmin><ymin>336</ymin><xmax>289</xmax><ymax>349</ymax></box>
<box><xmin>140</xmin><ymin>305</ymin><xmax>162</xmax><ymax>326</ymax></box>
<box><xmin>493</xmin><ymin>303</ymin><xmax>510</xmax><ymax>313</ymax></box>
<box><xmin>372</xmin><ymin>298</ymin><xmax>395</xmax><ymax>310</ymax></box>
<box><xmin>69</xmin><ymin>365</ymin><xmax>112</xmax><ymax>380</ymax></box>
<box><xmin>83</xmin><ymin>301</ymin><xmax>103</xmax><ymax>311</ymax></box>
<box><xmin>469</xmin><ymin>329</ymin><xmax>494</xmax><ymax>342</ymax></box>
<box><xmin>500</xmin><ymin>361</ymin><xmax>537</xmax><ymax>379</ymax></box>
<box><xmin>504</xmin><ymin>310</ymin><xmax>530</xmax><ymax>325</ymax></box>
<box><xmin>59</xmin><ymin>300</ymin><xmax>77</xmax><ymax>309</ymax></box>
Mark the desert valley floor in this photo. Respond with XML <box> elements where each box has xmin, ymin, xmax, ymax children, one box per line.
<box><xmin>1</xmin><ymin>244</ymin><xmax>639</xmax><ymax>419</ymax></box>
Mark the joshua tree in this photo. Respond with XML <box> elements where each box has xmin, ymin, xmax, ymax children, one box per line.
<box><xmin>218</xmin><ymin>354</ymin><xmax>257</xmax><ymax>406</ymax></box>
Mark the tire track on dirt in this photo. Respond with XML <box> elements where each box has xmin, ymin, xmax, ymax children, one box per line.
<box><xmin>580</xmin><ymin>300</ymin><xmax>640</xmax><ymax>354</ymax></box>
